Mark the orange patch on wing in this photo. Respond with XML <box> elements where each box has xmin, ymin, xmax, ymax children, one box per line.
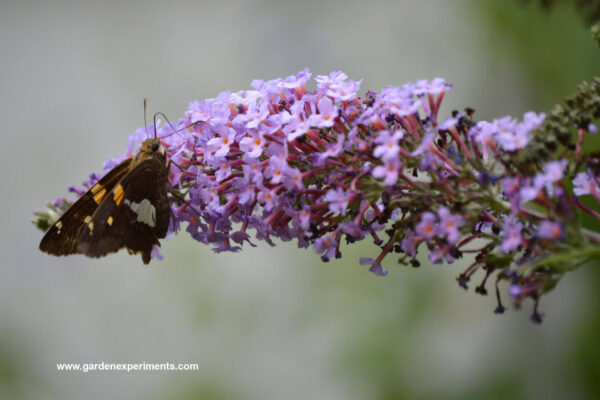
<box><xmin>90</xmin><ymin>183</ymin><xmax>104</xmax><ymax>194</ymax></box>
<box><xmin>113</xmin><ymin>184</ymin><xmax>124</xmax><ymax>206</ymax></box>
<box><xmin>93</xmin><ymin>188</ymin><xmax>107</xmax><ymax>204</ymax></box>
<box><xmin>107</xmin><ymin>216</ymin><xmax>114</xmax><ymax>226</ymax></box>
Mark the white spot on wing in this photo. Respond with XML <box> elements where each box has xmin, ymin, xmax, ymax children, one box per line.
<box><xmin>124</xmin><ymin>198</ymin><xmax>156</xmax><ymax>227</ymax></box>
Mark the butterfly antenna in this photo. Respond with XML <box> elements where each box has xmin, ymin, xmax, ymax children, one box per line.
<box><xmin>154</xmin><ymin>112</ymin><xmax>205</xmax><ymax>140</ymax></box>
<box><xmin>143</xmin><ymin>98</ymin><xmax>150</xmax><ymax>139</ymax></box>
<box><xmin>153</xmin><ymin>112</ymin><xmax>178</xmax><ymax>139</ymax></box>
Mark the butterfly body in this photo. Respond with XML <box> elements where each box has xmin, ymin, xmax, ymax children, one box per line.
<box><xmin>39</xmin><ymin>138</ymin><xmax>171</xmax><ymax>264</ymax></box>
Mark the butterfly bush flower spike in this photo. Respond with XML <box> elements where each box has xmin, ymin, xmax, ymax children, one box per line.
<box><xmin>35</xmin><ymin>70</ymin><xmax>600</xmax><ymax>323</ymax></box>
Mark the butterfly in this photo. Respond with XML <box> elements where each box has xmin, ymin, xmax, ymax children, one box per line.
<box><xmin>39</xmin><ymin>135</ymin><xmax>173</xmax><ymax>264</ymax></box>
<box><xmin>38</xmin><ymin>104</ymin><xmax>201</xmax><ymax>264</ymax></box>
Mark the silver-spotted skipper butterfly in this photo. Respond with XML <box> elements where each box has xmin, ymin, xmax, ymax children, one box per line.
<box><xmin>39</xmin><ymin>107</ymin><xmax>188</xmax><ymax>264</ymax></box>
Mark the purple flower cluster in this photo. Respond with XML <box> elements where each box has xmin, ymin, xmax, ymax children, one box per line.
<box><xmin>38</xmin><ymin>69</ymin><xmax>600</xmax><ymax>322</ymax></box>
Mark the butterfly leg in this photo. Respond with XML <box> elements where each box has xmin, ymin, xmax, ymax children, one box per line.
<box><xmin>166</xmin><ymin>159</ymin><xmax>204</xmax><ymax>219</ymax></box>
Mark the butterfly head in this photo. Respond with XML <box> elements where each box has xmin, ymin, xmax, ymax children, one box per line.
<box><xmin>142</xmin><ymin>138</ymin><xmax>165</xmax><ymax>154</ymax></box>
<box><xmin>134</xmin><ymin>138</ymin><xmax>167</xmax><ymax>166</ymax></box>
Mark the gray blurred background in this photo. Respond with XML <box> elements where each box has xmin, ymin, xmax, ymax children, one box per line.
<box><xmin>2</xmin><ymin>0</ymin><xmax>600</xmax><ymax>399</ymax></box>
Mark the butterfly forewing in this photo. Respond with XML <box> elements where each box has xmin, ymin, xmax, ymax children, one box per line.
<box><xmin>76</xmin><ymin>156</ymin><xmax>171</xmax><ymax>264</ymax></box>
<box><xmin>39</xmin><ymin>159</ymin><xmax>132</xmax><ymax>256</ymax></box>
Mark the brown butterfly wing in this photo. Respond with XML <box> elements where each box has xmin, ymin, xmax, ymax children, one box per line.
<box><xmin>39</xmin><ymin>159</ymin><xmax>132</xmax><ymax>256</ymax></box>
<box><xmin>76</xmin><ymin>157</ymin><xmax>171</xmax><ymax>264</ymax></box>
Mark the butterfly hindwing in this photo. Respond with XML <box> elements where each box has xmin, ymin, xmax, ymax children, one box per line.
<box><xmin>39</xmin><ymin>159</ymin><xmax>132</xmax><ymax>256</ymax></box>
<box><xmin>77</xmin><ymin>157</ymin><xmax>171</xmax><ymax>264</ymax></box>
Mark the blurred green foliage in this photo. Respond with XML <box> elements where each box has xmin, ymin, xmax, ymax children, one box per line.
<box><xmin>573</xmin><ymin>262</ymin><xmax>600</xmax><ymax>397</ymax></box>
<box><xmin>475</xmin><ymin>0</ymin><xmax>600</xmax><ymax>111</ymax></box>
